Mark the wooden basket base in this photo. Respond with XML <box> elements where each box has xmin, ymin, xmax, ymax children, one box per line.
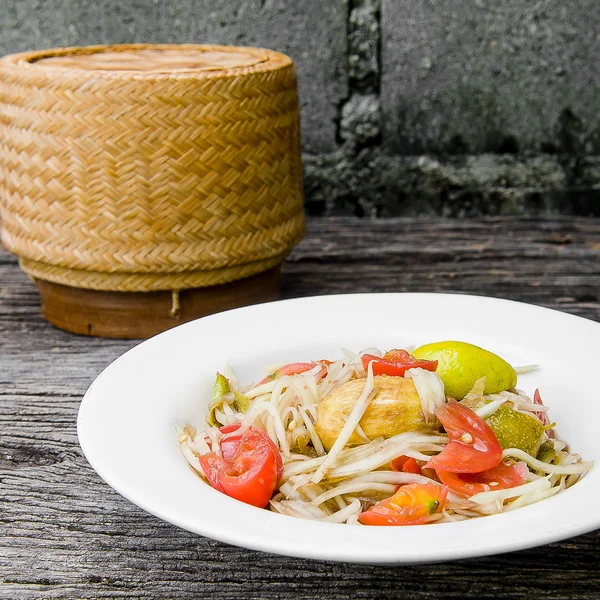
<box><xmin>34</xmin><ymin>266</ymin><xmax>283</xmax><ymax>339</ymax></box>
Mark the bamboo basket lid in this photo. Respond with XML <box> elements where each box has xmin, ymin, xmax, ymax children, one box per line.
<box><xmin>0</xmin><ymin>44</ymin><xmax>305</xmax><ymax>337</ymax></box>
<box><xmin>34</xmin><ymin>47</ymin><xmax>268</xmax><ymax>72</ymax></box>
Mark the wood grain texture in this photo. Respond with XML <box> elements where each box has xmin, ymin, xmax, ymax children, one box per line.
<box><xmin>34</xmin><ymin>265</ymin><xmax>283</xmax><ymax>339</ymax></box>
<box><xmin>1</xmin><ymin>217</ymin><xmax>600</xmax><ymax>600</ymax></box>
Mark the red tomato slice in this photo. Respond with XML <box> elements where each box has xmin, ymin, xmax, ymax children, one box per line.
<box><xmin>358</xmin><ymin>483</ymin><xmax>448</xmax><ymax>526</ymax></box>
<box><xmin>318</xmin><ymin>359</ymin><xmax>334</xmax><ymax>367</ymax></box>
<box><xmin>402</xmin><ymin>457</ymin><xmax>421</xmax><ymax>475</ymax></box>
<box><xmin>435</xmin><ymin>470</ymin><xmax>488</xmax><ymax>495</ymax></box>
<box><xmin>219</xmin><ymin>424</ymin><xmax>242</xmax><ymax>434</ymax></box>
<box><xmin>464</xmin><ymin>460</ymin><xmax>528</xmax><ymax>487</ymax></box>
<box><xmin>533</xmin><ymin>389</ymin><xmax>555</xmax><ymax>438</ymax></box>
<box><xmin>437</xmin><ymin>460</ymin><xmax>528</xmax><ymax>496</ymax></box>
<box><xmin>361</xmin><ymin>349</ymin><xmax>437</xmax><ymax>377</ymax></box>
<box><xmin>219</xmin><ymin>423</ymin><xmax>243</xmax><ymax>460</ymax></box>
<box><xmin>391</xmin><ymin>455</ymin><xmax>421</xmax><ymax>475</ymax></box>
<box><xmin>533</xmin><ymin>389</ymin><xmax>551</xmax><ymax>426</ymax></box>
<box><xmin>274</xmin><ymin>362</ymin><xmax>319</xmax><ymax>378</ymax></box>
<box><xmin>425</xmin><ymin>402</ymin><xmax>502</xmax><ymax>473</ymax></box>
<box><xmin>258</xmin><ymin>361</ymin><xmax>328</xmax><ymax>385</ymax></box>
<box><xmin>199</xmin><ymin>427</ymin><xmax>282</xmax><ymax>508</ymax></box>
<box><xmin>219</xmin><ymin>423</ymin><xmax>283</xmax><ymax>479</ymax></box>
<box><xmin>224</xmin><ymin>427</ymin><xmax>281</xmax><ymax>481</ymax></box>
<box><xmin>202</xmin><ymin>423</ymin><xmax>243</xmax><ymax>460</ymax></box>
<box><xmin>198</xmin><ymin>452</ymin><xmax>228</xmax><ymax>492</ymax></box>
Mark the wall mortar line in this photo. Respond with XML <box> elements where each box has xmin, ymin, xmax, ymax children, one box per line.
<box><xmin>338</xmin><ymin>0</ymin><xmax>382</xmax><ymax>151</ymax></box>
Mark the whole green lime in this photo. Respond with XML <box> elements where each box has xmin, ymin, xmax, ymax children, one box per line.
<box><xmin>412</xmin><ymin>341</ymin><xmax>517</xmax><ymax>400</ymax></box>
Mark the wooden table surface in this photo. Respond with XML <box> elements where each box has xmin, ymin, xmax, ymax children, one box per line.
<box><xmin>2</xmin><ymin>217</ymin><xmax>600</xmax><ymax>600</ymax></box>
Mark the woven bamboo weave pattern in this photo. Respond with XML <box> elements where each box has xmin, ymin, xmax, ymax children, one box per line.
<box><xmin>0</xmin><ymin>44</ymin><xmax>305</xmax><ymax>291</ymax></box>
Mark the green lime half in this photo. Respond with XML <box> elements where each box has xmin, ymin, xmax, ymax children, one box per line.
<box><xmin>486</xmin><ymin>405</ymin><xmax>544</xmax><ymax>456</ymax></box>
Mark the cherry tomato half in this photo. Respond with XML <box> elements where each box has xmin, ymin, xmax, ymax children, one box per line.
<box><xmin>199</xmin><ymin>427</ymin><xmax>283</xmax><ymax>508</ymax></box>
<box><xmin>358</xmin><ymin>483</ymin><xmax>448</xmax><ymax>526</ymax></box>
<box><xmin>436</xmin><ymin>460</ymin><xmax>528</xmax><ymax>495</ymax></box>
<box><xmin>532</xmin><ymin>389</ymin><xmax>555</xmax><ymax>438</ymax></box>
<box><xmin>361</xmin><ymin>349</ymin><xmax>438</xmax><ymax>377</ymax></box>
<box><xmin>391</xmin><ymin>455</ymin><xmax>421</xmax><ymax>475</ymax></box>
<box><xmin>219</xmin><ymin>423</ymin><xmax>243</xmax><ymax>460</ymax></box>
<box><xmin>425</xmin><ymin>402</ymin><xmax>502</xmax><ymax>473</ymax></box>
<box><xmin>258</xmin><ymin>361</ymin><xmax>330</xmax><ymax>385</ymax></box>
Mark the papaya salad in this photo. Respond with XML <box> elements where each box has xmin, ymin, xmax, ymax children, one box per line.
<box><xmin>177</xmin><ymin>341</ymin><xmax>592</xmax><ymax>526</ymax></box>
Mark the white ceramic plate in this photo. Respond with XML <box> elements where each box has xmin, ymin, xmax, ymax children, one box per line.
<box><xmin>77</xmin><ymin>293</ymin><xmax>600</xmax><ymax>564</ymax></box>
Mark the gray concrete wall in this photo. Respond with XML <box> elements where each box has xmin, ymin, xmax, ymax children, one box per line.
<box><xmin>1</xmin><ymin>0</ymin><xmax>599</xmax><ymax>216</ymax></box>
<box><xmin>382</xmin><ymin>0</ymin><xmax>600</xmax><ymax>156</ymax></box>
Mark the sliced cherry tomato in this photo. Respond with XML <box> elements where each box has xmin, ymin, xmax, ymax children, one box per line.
<box><xmin>361</xmin><ymin>349</ymin><xmax>438</xmax><ymax>377</ymax></box>
<box><xmin>358</xmin><ymin>483</ymin><xmax>448</xmax><ymax>526</ymax></box>
<box><xmin>274</xmin><ymin>362</ymin><xmax>318</xmax><ymax>378</ymax></box>
<box><xmin>464</xmin><ymin>459</ymin><xmax>528</xmax><ymax>487</ymax></box>
<box><xmin>199</xmin><ymin>427</ymin><xmax>283</xmax><ymax>508</ymax></box>
<box><xmin>216</xmin><ymin>425</ymin><xmax>283</xmax><ymax>479</ymax></box>
<box><xmin>219</xmin><ymin>423</ymin><xmax>243</xmax><ymax>460</ymax></box>
<box><xmin>318</xmin><ymin>359</ymin><xmax>334</xmax><ymax>367</ymax></box>
<box><xmin>436</xmin><ymin>460</ymin><xmax>527</xmax><ymax>496</ymax></box>
<box><xmin>391</xmin><ymin>455</ymin><xmax>421</xmax><ymax>475</ymax></box>
<box><xmin>435</xmin><ymin>470</ymin><xmax>488</xmax><ymax>496</ymax></box>
<box><xmin>219</xmin><ymin>424</ymin><xmax>242</xmax><ymax>434</ymax></box>
<box><xmin>198</xmin><ymin>452</ymin><xmax>228</xmax><ymax>493</ymax></box>
<box><xmin>258</xmin><ymin>361</ymin><xmax>329</xmax><ymax>385</ymax></box>
<box><xmin>532</xmin><ymin>389</ymin><xmax>550</xmax><ymax>426</ymax></box>
<box><xmin>425</xmin><ymin>402</ymin><xmax>502</xmax><ymax>473</ymax></box>
<box><xmin>202</xmin><ymin>423</ymin><xmax>243</xmax><ymax>460</ymax></box>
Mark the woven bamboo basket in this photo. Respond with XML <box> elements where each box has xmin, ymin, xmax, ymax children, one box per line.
<box><xmin>0</xmin><ymin>44</ymin><xmax>305</xmax><ymax>338</ymax></box>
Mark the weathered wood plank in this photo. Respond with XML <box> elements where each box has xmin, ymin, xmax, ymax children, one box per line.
<box><xmin>1</xmin><ymin>217</ymin><xmax>600</xmax><ymax>600</ymax></box>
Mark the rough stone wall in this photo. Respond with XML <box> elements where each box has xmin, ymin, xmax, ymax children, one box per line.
<box><xmin>1</xmin><ymin>0</ymin><xmax>599</xmax><ymax>216</ymax></box>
